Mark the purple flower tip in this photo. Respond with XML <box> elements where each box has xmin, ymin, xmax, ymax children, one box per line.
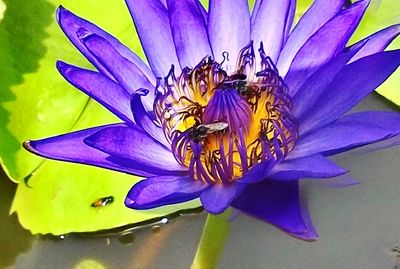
<box><xmin>55</xmin><ymin>5</ymin><xmax>65</xmax><ymax>23</ymax></box>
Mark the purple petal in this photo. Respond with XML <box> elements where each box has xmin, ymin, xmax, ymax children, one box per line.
<box><xmin>200</xmin><ymin>183</ymin><xmax>245</xmax><ymax>214</ymax></box>
<box><xmin>233</xmin><ymin>180</ymin><xmax>318</xmax><ymax>241</ymax></box>
<box><xmin>250</xmin><ymin>0</ymin><xmax>261</xmax><ymax>26</ymax></box>
<box><xmin>237</xmin><ymin>159</ymin><xmax>275</xmax><ymax>184</ymax></box>
<box><xmin>196</xmin><ymin>0</ymin><xmax>208</xmax><ymax>23</ymax></box>
<box><xmin>299</xmin><ymin>50</ymin><xmax>400</xmax><ymax>135</ymax></box>
<box><xmin>270</xmin><ymin>155</ymin><xmax>347</xmax><ymax>180</ymax></box>
<box><xmin>125</xmin><ymin>175</ymin><xmax>209</xmax><ymax>209</ymax></box>
<box><xmin>131</xmin><ymin>92</ymin><xmax>170</xmax><ymax>148</ymax></box>
<box><xmin>56</xmin><ymin>61</ymin><xmax>134</xmax><ymax>124</ymax></box>
<box><xmin>78</xmin><ymin>32</ymin><xmax>155</xmax><ymax>111</ymax></box>
<box><xmin>313</xmin><ymin>174</ymin><xmax>361</xmax><ymax>189</ymax></box>
<box><xmin>251</xmin><ymin>0</ymin><xmax>293</xmax><ymax>63</ymax></box>
<box><xmin>284</xmin><ymin>0</ymin><xmax>369</xmax><ymax>96</ymax></box>
<box><xmin>283</xmin><ymin>0</ymin><xmax>296</xmax><ymax>43</ymax></box>
<box><xmin>23</xmin><ymin>124</ymin><xmax>178</xmax><ymax>177</ymax></box>
<box><xmin>165</xmin><ymin>0</ymin><xmax>208</xmax><ymax>22</ymax></box>
<box><xmin>350</xmin><ymin>24</ymin><xmax>400</xmax><ymax>63</ymax></box>
<box><xmin>125</xmin><ymin>0</ymin><xmax>180</xmax><ymax>77</ymax></box>
<box><xmin>167</xmin><ymin>0</ymin><xmax>213</xmax><ymax>68</ymax></box>
<box><xmin>290</xmin><ymin>111</ymin><xmax>400</xmax><ymax>159</ymax></box>
<box><xmin>342</xmin><ymin>135</ymin><xmax>400</xmax><ymax>158</ymax></box>
<box><xmin>277</xmin><ymin>0</ymin><xmax>346</xmax><ymax>76</ymax></box>
<box><xmin>208</xmin><ymin>0</ymin><xmax>250</xmax><ymax>65</ymax></box>
<box><xmin>291</xmin><ymin>40</ymin><xmax>366</xmax><ymax>119</ymax></box>
<box><xmin>56</xmin><ymin>6</ymin><xmax>155</xmax><ymax>83</ymax></box>
<box><xmin>84</xmin><ymin>125</ymin><xmax>187</xmax><ymax>172</ymax></box>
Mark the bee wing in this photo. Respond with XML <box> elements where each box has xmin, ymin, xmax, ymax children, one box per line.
<box><xmin>202</xmin><ymin>122</ymin><xmax>229</xmax><ymax>133</ymax></box>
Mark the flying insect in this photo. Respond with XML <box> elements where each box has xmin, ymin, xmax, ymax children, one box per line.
<box><xmin>91</xmin><ymin>196</ymin><xmax>114</xmax><ymax>208</ymax></box>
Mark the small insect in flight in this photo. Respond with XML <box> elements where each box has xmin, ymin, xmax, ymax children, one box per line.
<box><xmin>91</xmin><ymin>196</ymin><xmax>114</xmax><ymax>208</ymax></box>
<box><xmin>189</xmin><ymin>121</ymin><xmax>229</xmax><ymax>142</ymax></box>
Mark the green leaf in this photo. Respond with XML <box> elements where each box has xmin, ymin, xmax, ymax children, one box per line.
<box><xmin>0</xmin><ymin>0</ymin><xmax>199</xmax><ymax>235</ymax></box>
<box><xmin>349</xmin><ymin>0</ymin><xmax>400</xmax><ymax>105</ymax></box>
<box><xmin>191</xmin><ymin>211</ymin><xmax>232</xmax><ymax>269</ymax></box>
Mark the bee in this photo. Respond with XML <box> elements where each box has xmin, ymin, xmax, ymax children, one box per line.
<box><xmin>218</xmin><ymin>73</ymin><xmax>259</xmax><ymax>99</ymax></box>
<box><xmin>219</xmin><ymin>74</ymin><xmax>247</xmax><ymax>91</ymax></box>
<box><xmin>91</xmin><ymin>196</ymin><xmax>114</xmax><ymax>208</ymax></box>
<box><xmin>189</xmin><ymin>121</ymin><xmax>229</xmax><ymax>142</ymax></box>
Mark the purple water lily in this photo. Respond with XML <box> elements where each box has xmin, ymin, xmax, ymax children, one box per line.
<box><xmin>24</xmin><ymin>0</ymin><xmax>400</xmax><ymax>241</ymax></box>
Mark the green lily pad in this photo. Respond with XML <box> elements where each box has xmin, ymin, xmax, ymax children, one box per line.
<box><xmin>0</xmin><ymin>0</ymin><xmax>199</xmax><ymax>235</ymax></box>
<box><xmin>0</xmin><ymin>1</ymin><xmax>5</xmax><ymax>20</ymax></box>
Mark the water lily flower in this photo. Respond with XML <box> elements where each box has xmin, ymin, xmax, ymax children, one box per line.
<box><xmin>24</xmin><ymin>0</ymin><xmax>400</xmax><ymax>241</ymax></box>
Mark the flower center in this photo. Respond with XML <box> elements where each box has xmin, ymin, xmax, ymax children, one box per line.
<box><xmin>203</xmin><ymin>88</ymin><xmax>252</xmax><ymax>133</ymax></box>
<box><xmin>154</xmin><ymin>43</ymin><xmax>298</xmax><ymax>184</ymax></box>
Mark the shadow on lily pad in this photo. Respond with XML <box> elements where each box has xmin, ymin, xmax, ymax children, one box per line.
<box><xmin>0</xmin><ymin>168</ymin><xmax>33</xmax><ymax>268</ymax></box>
<box><xmin>0</xmin><ymin>0</ymin><xmax>54</xmax><ymax>180</ymax></box>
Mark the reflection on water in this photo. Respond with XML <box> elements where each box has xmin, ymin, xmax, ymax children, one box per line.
<box><xmin>117</xmin><ymin>232</ymin><xmax>135</xmax><ymax>246</ymax></box>
<box><xmin>0</xmin><ymin>170</ymin><xmax>33</xmax><ymax>268</ymax></box>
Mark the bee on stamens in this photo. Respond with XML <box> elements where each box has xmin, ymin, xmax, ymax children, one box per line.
<box><xmin>91</xmin><ymin>196</ymin><xmax>114</xmax><ymax>208</ymax></box>
<box><xmin>218</xmin><ymin>74</ymin><xmax>264</xmax><ymax>111</ymax></box>
<box><xmin>219</xmin><ymin>73</ymin><xmax>248</xmax><ymax>89</ymax></box>
<box><xmin>189</xmin><ymin>121</ymin><xmax>229</xmax><ymax>143</ymax></box>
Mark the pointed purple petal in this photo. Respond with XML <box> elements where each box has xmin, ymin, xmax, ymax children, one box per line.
<box><xmin>270</xmin><ymin>155</ymin><xmax>347</xmax><ymax>180</ymax></box>
<box><xmin>56</xmin><ymin>61</ymin><xmax>134</xmax><ymax>124</ymax></box>
<box><xmin>23</xmin><ymin>124</ymin><xmax>179</xmax><ymax>177</ymax></box>
<box><xmin>200</xmin><ymin>183</ymin><xmax>245</xmax><ymax>214</ymax></box>
<box><xmin>251</xmin><ymin>0</ymin><xmax>293</xmax><ymax>62</ymax></box>
<box><xmin>342</xmin><ymin>135</ymin><xmax>400</xmax><ymax>158</ymax></box>
<box><xmin>208</xmin><ymin>0</ymin><xmax>250</xmax><ymax>64</ymax></box>
<box><xmin>125</xmin><ymin>175</ymin><xmax>209</xmax><ymax>209</ymax></box>
<box><xmin>167</xmin><ymin>0</ymin><xmax>213</xmax><ymax>68</ymax></box>
<box><xmin>291</xmin><ymin>111</ymin><xmax>400</xmax><ymax>159</ymax></box>
<box><xmin>56</xmin><ymin>6</ymin><xmax>155</xmax><ymax>83</ymax></box>
<box><xmin>313</xmin><ymin>174</ymin><xmax>361</xmax><ymax>188</ymax></box>
<box><xmin>284</xmin><ymin>0</ymin><xmax>369</xmax><ymax>96</ymax></box>
<box><xmin>291</xmin><ymin>40</ymin><xmax>366</xmax><ymax>119</ymax></box>
<box><xmin>79</xmin><ymin>33</ymin><xmax>155</xmax><ymax>111</ymax></box>
<box><xmin>233</xmin><ymin>180</ymin><xmax>318</xmax><ymax>241</ymax></box>
<box><xmin>84</xmin><ymin>125</ymin><xmax>187</xmax><ymax>173</ymax></box>
<box><xmin>299</xmin><ymin>50</ymin><xmax>400</xmax><ymax>135</ymax></box>
<box><xmin>277</xmin><ymin>0</ymin><xmax>346</xmax><ymax>76</ymax></box>
<box><xmin>131</xmin><ymin>92</ymin><xmax>170</xmax><ymax>148</ymax></box>
<box><xmin>350</xmin><ymin>24</ymin><xmax>400</xmax><ymax>63</ymax></box>
<box><xmin>125</xmin><ymin>0</ymin><xmax>180</xmax><ymax>77</ymax></box>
